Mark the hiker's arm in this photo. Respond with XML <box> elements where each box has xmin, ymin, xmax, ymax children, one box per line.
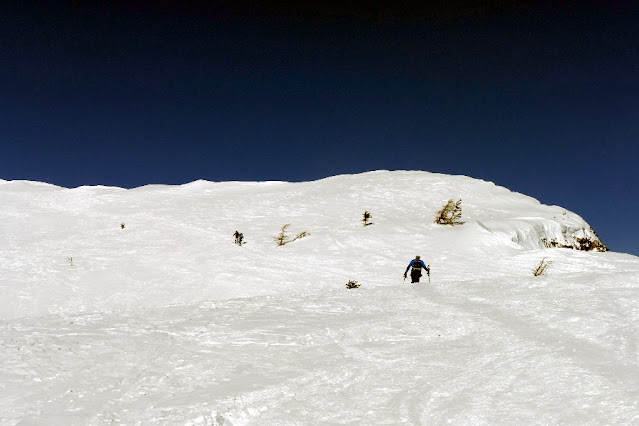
<box><xmin>405</xmin><ymin>261</ymin><xmax>413</xmax><ymax>274</ymax></box>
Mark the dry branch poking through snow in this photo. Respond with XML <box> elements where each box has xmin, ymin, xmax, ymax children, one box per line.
<box><xmin>346</xmin><ymin>280</ymin><xmax>361</xmax><ymax>289</ymax></box>
<box><xmin>532</xmin><ymin>258</ymin><xmax>553</xmax><ymax>276</ymax></box>
<box><xmin>274</xmin><ymin>224</ymin><xmax>310</xmax><ymax>246</ymax></box>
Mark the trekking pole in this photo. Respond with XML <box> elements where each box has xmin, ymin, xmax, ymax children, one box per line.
<box><xmin>428</xmin><ymin>265</ymin><xmax>431</xmax><ymax>284</ymax></box>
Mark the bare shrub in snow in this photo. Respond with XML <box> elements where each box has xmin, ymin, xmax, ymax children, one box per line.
<box><xmin>67</xmin><ymin>257</ymin><xmax>74</xmax><ymax>267</ymax></box>
<box><xmin>346</xmin><ymin>280</ymin><xmax>361</xmax><ymax>289</ymax></box>
<box><xmin>120</xmin><ymin>222</ymin><xmax>125</xmax><ymax>229</ymax></box>
<box><xmin>362</xmin><ymin>211</ymin><xmax>373</xmax><ymax>226</ymax></box>
<box><xmin>533</xmin><ymin>258</ymin><xmax>552</xmax><ymax>276</ymax></box>
<box><xmin>274</xmin><ymin>225</ymin><xmax>309</xmax><ymax>246</ymax></box>
<box><xmin>293</xmin><ymin>231</ymin><xmax>310</xmax><ymax>241</ymax></box>
<box><xmin>435</xmin><ymin>199</ymin><xmax>463</xmax><ymax>225</ymax></box>
<box><xmin>274</xmin><ymin>224</ymin><xmax>291</xmax><ymax>246</ymax></box>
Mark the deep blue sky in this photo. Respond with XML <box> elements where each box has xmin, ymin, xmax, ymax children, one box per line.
<box><xmin>2</xmin><ymin>2</ymin><xmax>638</xmax><ymax>255</ymax></box>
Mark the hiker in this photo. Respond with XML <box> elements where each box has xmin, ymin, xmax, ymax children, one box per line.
<box><xmin>362</xmin><ymin>211</ymin><xmax>372</xmax><ymax>226</ymax></box>
<box><xmin>233</xmin><ymin>231</ymin><xmax>244</xmax><ymax>245</ymax></box>
<box><xmin>404</xmin><ymin>255</ymin><xmax>429</xmax><ymax>283</ymax></box>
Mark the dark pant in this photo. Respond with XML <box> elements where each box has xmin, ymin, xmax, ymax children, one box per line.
<box><xmin>411</xmin><ymin>269</ymin><xmax>422</xmax><ymax>283</ymax></box>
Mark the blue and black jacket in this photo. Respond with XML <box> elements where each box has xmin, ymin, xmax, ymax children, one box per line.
<box><xmin>405</xmin><ymin>258</ymin><xmax>429</xmax><ymax>275</ymax></box>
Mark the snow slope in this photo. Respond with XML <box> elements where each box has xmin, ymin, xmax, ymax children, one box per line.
<box><xmin>1</xmin><ymin>170</ymin><xmax>638</xmax><ymax>424</ymax></box>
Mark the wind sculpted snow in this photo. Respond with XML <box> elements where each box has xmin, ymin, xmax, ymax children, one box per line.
<box><xmin>1</xmin><ymin>170</ymin><xmax>638</xmax><ymax>424</ymax></box>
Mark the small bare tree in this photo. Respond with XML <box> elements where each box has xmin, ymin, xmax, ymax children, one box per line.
<box><xmin>274</xmin><ymin>225</ymin><xmax>310</xmax><ymax>246</ymax></box>
<box><xmin>435</xmin><ymin>199</ymin><xmax>463</xmax><ymax>225</ymax></box>
<box><xmin>68</xmin><ymin>257</ymin><xmax>74</xmax><ymax>267</ymax></box>
<box><xmin>362</xmin><ymin>211</ymin><xmax>373</xmax><ymax>226</ymax></box>
<box><xmin>346</xmin><ymin>280</ymin><xmax>361</xmax><ymax>289</ymax></box>
<box><xmin>532</xmin><ymin>258</ymin><xmax>552</xmax><ymax>276</ymax></box>
<box><xmin>120</xmin><ymin>222</ymin><xmax>126</xmax><ymax>229</ymax></box>
<box><xmin>274</xmin><ymin>224</ymin><xmax>291</xmax><ymax>246</ymax></box>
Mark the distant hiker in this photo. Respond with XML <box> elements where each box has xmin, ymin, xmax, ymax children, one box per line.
<box><xmin>362</xmin><ymin>210</ymin><xmax>372</xmax><ymax>226</ymax></box>
<box><xmin>404</xmin><ymin>255</ymin><xmax>430</xmax><ymax>283</ymax></box>
<box><xmin>233</xmin><ymin>231</ymin><xmax>244</xmax><ymax>246</ymax></box>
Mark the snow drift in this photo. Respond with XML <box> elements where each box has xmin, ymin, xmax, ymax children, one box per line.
<box><xmin>1</xmin><ymin>170</ymin><xmax>638</xmax><ymax>425</ymax></box>
<box><xmin>0</xmin><ymin>171</ymin><xmax>607</xmax><ymax>318</ymax></box>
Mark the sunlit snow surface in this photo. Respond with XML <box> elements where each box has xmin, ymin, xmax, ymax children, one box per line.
<box><xmin>1</xmin><ymin>171</ymin><xmax>638</xmax><ymax>425</ymax></box>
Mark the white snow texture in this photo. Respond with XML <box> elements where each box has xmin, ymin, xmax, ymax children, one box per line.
<box><xmin>1</xmin><ymin>170</ymin><xmax>638</xmax><ymax>425</ymax></box>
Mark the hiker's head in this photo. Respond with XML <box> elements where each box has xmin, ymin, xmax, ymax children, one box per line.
<box><xmin>415</xmin><ymin>255</ymin><xmax>420</xmax><ymax>259</ymax></box>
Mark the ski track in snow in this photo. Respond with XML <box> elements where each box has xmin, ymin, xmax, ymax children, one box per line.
<box><xmin>3</xmin><ymin>278</ymin><xmax>639</xmax><ymax>425</ymax></box>
<box><xmin>1</xmin><ymin>171</ymin><xmax>639</xmax><ymax>425</ymax></box>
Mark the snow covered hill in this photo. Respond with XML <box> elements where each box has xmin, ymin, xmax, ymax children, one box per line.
<box><xmin>1</xmin><ymin>170</ymin><xmax>638</xmax><ymax>425</ymax></box>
